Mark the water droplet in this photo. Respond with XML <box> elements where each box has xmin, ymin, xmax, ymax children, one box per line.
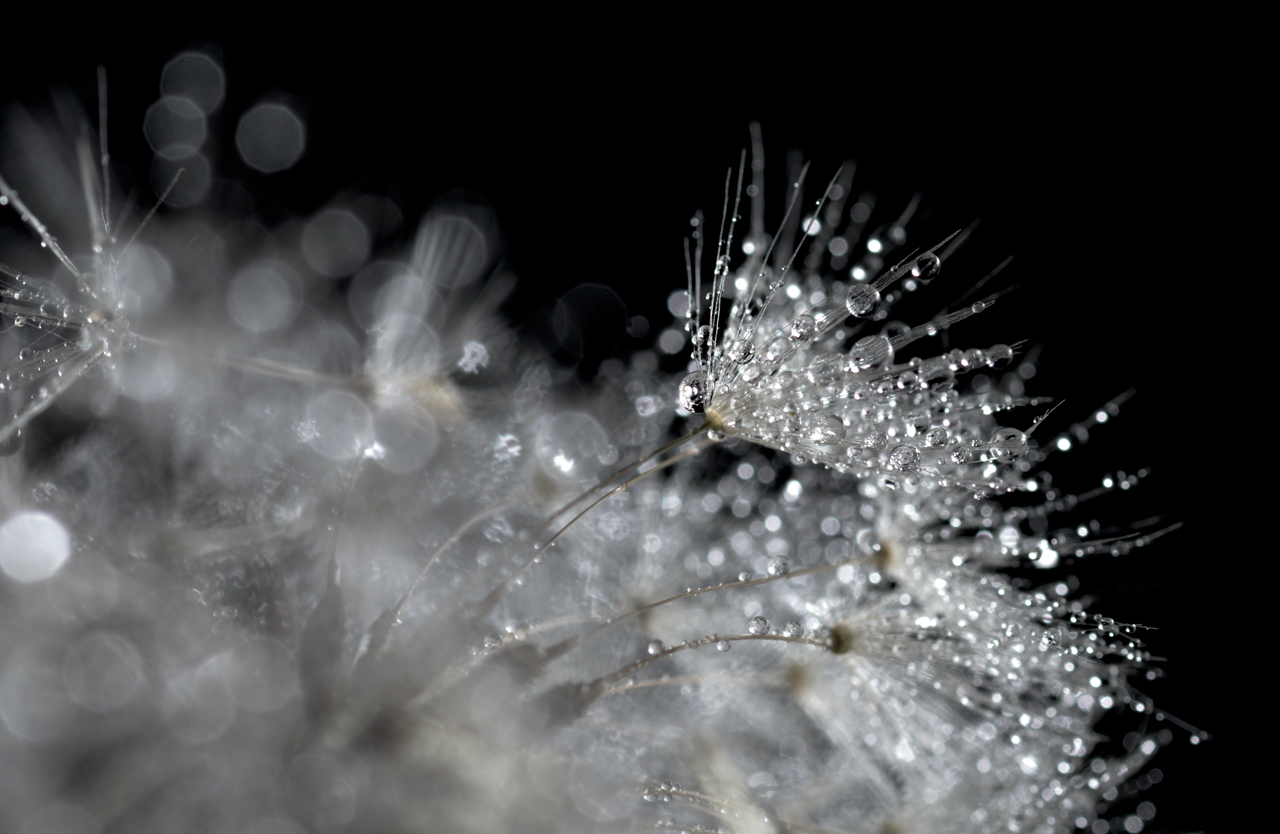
<box><xmin>925</xmin><ymin>427</ymin><xmax>949</xmax><ymax>447</ymax></box>
<box><xmin>845</xmin><ymin>334</ymin><xmax>894</xmax><ymax>372</ymax></box>
<box><xmin>888</xmin><ymin>445</ymin><xmax>921</xmax><ymax>471</ymax></box>
<box><xmin>911</xmin><ymin>252</ymin><xmax>941</xmax><ymax>281</ymax></box>
<box><xmin>728</xmin><ymin>338</ymin><xmax>755</xmax><ymax>364</ymax></box>
<box><xmin>647</xmin><ymin>639</ymin><xmax>663</xmax><ymax>656</ymax></box>
<box><xmin>716</xmin><ymin>639</ymin><xmax>730</xmax><ymax>652</ymax></box>
<box><xmin>990</xmin><ymin>427</ymin><xmax>1028</xmax><ymax>462</ymax></box>
<box><xmin>789</xmin><ymin>314</ymin><xmax>816</xmax><ymax>342</ymax></box>
<box><xmin>737</xmin><ymin>570</ymin><xmax>753</xmax><ymax>582</ymax></box>
<box><xmin>988</xmin><ymin>344</ymin><xmax>1014</xmax><ymax>364</ymax></box>
<box><xmin>483</xmin><ymin>633</ymin><xmax>502</xmax><ymax>649</ymax></box>
<box><xmin>809</xmin><ymin>414</ymin><xmax>846</xmax><ymax>443</ymax></box>
<box><xmin>845</xmin><ymin>283</ymin><xmax>881</xmax><ymax>318</ymax></box>
<box><xmin>783</xmin><ymin>621</ymin><xmax>804</xmax><ymax>638</ymax></box>
<box><xmin>863</xmin><ymin>431</ymin><xmax>888</xmax><ymax>450</ymax></box>
<box><xmin>951</xmin><ymin>447</ymin><xmax>971</xmax><ymax>464</ymax></box>
<box><xmin>0</xmin><ymin>428</ymin><xmax>22</xmax><ymax>457</ymax></box>
<box><xmin>708</xmin><ymin>429</ymin><xmax>726</xmax><ymax>442</ymax></box>
<box><xmin>748</xmin><ymin>616</ymin><xmax>769</xmax><ymax>635</ymax></box>
<box><xmin>767</xmin><ymin>557</ymin><xmax>791</xmax><ymax>577</ymax></box>
<box><xmin>679</xmin><ymin>370</ymin><xmax>711</xmax><ymax>413</ymax></box>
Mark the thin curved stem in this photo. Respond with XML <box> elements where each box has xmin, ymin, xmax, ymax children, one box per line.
<box><xmin>527</xmin><ymin>423</ymin><xmax>714</xmax><ymax>545</ymax></box>
<box><xmin>596</xmin><ymin>631</ymin><xmax>832</xmax><ymax>690</ymax></box>
<box><xmin>396</xmin><ymin>498</ymin><xmax>516</xmax><ymax>619</ymax></box>
<box><xmin>473</xmin><ymin>430</ymin><xmax>715</xmax><ymax>620</ymax></box>
<box><xmin>330</xmin><ymin>455</ymin><xmax>367</xmax><ymax>563</ymax></box>
<box><xmin>542</xmin><ymin>554</ymin><xmax>870</xmax><ymax>663</ymax></box>
<box><xmin>410</xmin><ymin>436</ymin><xmax>719</xmax><ymax>709</ymax></box>
<box><xmin>601</xmin><ymin>672</ymin><xmax>780</xmax><ymax>698</ymax></box>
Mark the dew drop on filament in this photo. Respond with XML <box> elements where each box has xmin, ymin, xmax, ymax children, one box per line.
<box><xmin>810</xmin><ymin>415</ymin><xmax>846</xmax><ymax>443</ymax></box>
<box><xmin>845</xmin><ymin>335</ymin><xmax>894</xmax><ymax>372</ymax></box>
<box><xmin>912</xmin><ymin>252</ymin><xmax>941</xmax><ymax>282</ymax></box>
<box><xmin>679</xmin><ymin>371</ymin><xmax>711</xmax><ymax>413</ymax></box>
<box><xmin>789</xmin><ymin>315</ymin><xmax>816</xmax><ymax>342</ymax></box>
<box><xmin>889</xmin><ymin>445</ymin><xmax>922</xmax><ymax>471</ymax></box>
<box><xmin>729</xmin><ymin>338</ymin><xmax>755</xmax><ymax>364</ymax></box>
<box><xmin>844</xmin><ymin>284</ymin><xmax>880</xmax><ymax>318</ymax></box>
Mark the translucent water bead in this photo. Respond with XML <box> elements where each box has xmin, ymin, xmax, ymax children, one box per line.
<box><xmin>844</xmin><ymin>283</ymin><xmax>880</xmax><ymax>318</ymax></box>
<box><xmin>990</xmin><ymin>427</ymin><xmax>1028</xmax><ymax>462</ymax></box>
<box><xmin>925</xmin><ymin>427</ymin><xmax>949</xmax><ymax>447</ymax></box>
<box><xmin>679</xmin><ymin>370</ymin><xmax>711</xmax><ymax>413</ymax></box>
<box><xmin>911</xmin><ymin>251</ymin><xmax>941</xmax><ymax>282</ymax></box>
<box><xmin>728</xmin><ymin>338</ymin><xmax>755</xmax><ymax>364</ymax></box>
<box><xmin>789</xmin><ymin>314</ymin><xmax>816</xmax><ymax>342</ymax></box>
<box><xmin>845</xmin><ymin>335</ymin><xmax>894</xmax><ymax>373</ymax></box>
<box><xmin>888</xmin><ymin>444</ymin><xmax>922</xmax><ymax>471</ymax></box>
<box><xmin>809</xmin><ymin>415</ymin><xmax>846</xmax><ymax>443</ymax></box>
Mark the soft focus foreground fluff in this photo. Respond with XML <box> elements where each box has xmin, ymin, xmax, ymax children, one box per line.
<box><xmin>0</xmin><ymin>61</ymin><xmax>1190</xmax><ymax>834</ymax></box>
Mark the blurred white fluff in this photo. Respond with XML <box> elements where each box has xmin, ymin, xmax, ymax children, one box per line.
<box><xmin>362</xmin><ymin>197</ymin><xmax>512</xmax><ymax>429</ymax></box>
<box><xmin>0</xmin><ymin>62</ymin><xmax>1185</xmax><ymax>834</ymax></box>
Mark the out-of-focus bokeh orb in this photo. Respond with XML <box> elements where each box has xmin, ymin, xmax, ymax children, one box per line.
<box><xmin>303</xmin><ymin>209</ymin><xmax>370</xmax><ymax>277</ymax></box>
<box><xmin>160</xmin><ymin>52</ymin><xmax>226</xmax><ymax>114</ymax></box>
<box><xmin>116</xmin><ymin>244</ymin><xmax>173</xmax><ymax>317</ymax></box>
<box><xmin>303</xmin><ymin>390</ymin><xmax>372</xmax><ymax>461</ymax></box>
<box><xmin>0</xmin><ymin>511</ymin><xmax>71</xmax><ymax>584</ymax></box>
<box><xmin>236</xmin><ymin>104</ymin><xmax>306</xmax><ymax>174</ymax></box>
<box><xmin>143</xmin><ymin>96</ymin><xmax>206</xmax><ymax>159</ymax></box>
<box><xmin>228</xmin><ymin>261</ymin><xmax>298</xmax><ymax>333</ymax></box>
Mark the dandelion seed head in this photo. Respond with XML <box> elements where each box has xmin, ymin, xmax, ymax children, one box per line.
<box><xmin>0</xmin><ymin>64</ymin><xmax>1193</xmax><ymax>834</ymax></box>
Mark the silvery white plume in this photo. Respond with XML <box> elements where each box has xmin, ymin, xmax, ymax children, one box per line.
<box><xmin>0</xmin><ymin>57</ymin><xmax>1197</xmax><ymax>834</ymax></box>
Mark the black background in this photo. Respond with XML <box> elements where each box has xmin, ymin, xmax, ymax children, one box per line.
<box><xmin>3</xmin><ymin>27</ymin><xmax>1237</xmax><ymax>832</ymax></box>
